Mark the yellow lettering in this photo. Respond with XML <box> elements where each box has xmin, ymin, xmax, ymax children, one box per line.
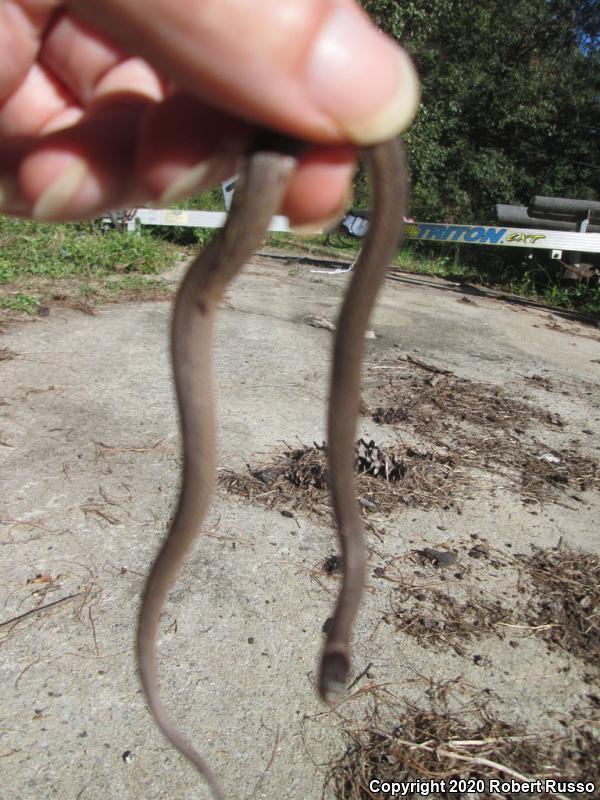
<box><xmin>506</xmin><ymin>232</ymin><xmax>546</xmax><ymax>244</ymax></box>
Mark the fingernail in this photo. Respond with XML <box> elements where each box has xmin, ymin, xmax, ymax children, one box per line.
<box><xmin>159</xmin><ymin>162</ymin><xmax>213</xmax><ymax>204</ymax></box>
<box><xmin>32</xmin><ymin>159</ymin><xmax>88</xmax><ymax>220</ymax></box>
<box><xmin>306</xmin><ymin>6</ymin><xmax>420</xmax><ymax>144</ymax></box>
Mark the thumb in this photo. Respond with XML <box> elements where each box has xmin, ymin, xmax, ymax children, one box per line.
<box><xmin>67</xmin><ymin>0</ymin><xmax>419</xmax><ymax>144</ymax></box>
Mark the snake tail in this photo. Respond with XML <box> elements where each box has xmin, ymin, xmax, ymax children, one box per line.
<box><xmin>137</xmin><ymin>145</ymin><xmax>297</xmax><ymax>800</ymax></box>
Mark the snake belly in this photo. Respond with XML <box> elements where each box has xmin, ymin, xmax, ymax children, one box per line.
<box><xmin>137</xmin><ymin>137</ymin><xmax>407</xmax><ymax>799</ymax></box>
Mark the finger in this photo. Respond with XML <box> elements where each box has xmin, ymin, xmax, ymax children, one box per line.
<box><xmin>0</xmin><ymin>62</ymin><xmax>78</xmax><ymax>137</ymax></box>
<box><xmin>3</xmin><ymin>95</ymin><xmax>247</xmax><ymax>220</ymax></box>
<box><xmin>0</xmin><ymin>10</ymin><xmax>166</xmax><ymax>140</ymax></box>
<box><xmin>40</xmin><ymin>12</ymin><xmax>166</xmax><ymax>106</ymax></box>
<box><xmin>0</xmin><ymin>0</ymin><xmax>61</xmax><ymax>99</ymax></box>
<box><xmin>40</xmin><ymin>11</ymin><xmax>127</xmax><ymax>105</ymax></box>
<box><xmin>13</xmin><ymin>101</ymin><xmax>151</xmax><ymax>219</ymax></box>
<box><xmin>0</xmin><ymin>137</ymin><xmax>34</xmax><ymax>214</ymax></box>
<box><xmin>280</xmin><ymin>145</ymin><xmax>356</xmax><ymax>228</ymax></box>
<box><xmin>66</xmin><ymin>0</ymin><xmax>419</xmax><ymax>145</ymax></box>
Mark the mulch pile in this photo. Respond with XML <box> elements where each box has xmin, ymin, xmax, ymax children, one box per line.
<box><xmin>219</xmin><ymin>438</ymin><xmax>466</xmax><ymax>516</ymax></box>
<box><xmin>221</xmin><ymin>356</ymin><xmax>598</xmax><ymax>518</ymax></box>
<box><xmin>323</xmin><ymin>696</ymin><xmax>599</xmax><ymax>799</ymax></box>
<box><xmin>370</xmin><ymin>371</ymin><xmax>563</xmax><ymax>434</ymax></box>
<box><xmin>366</xmin><ymin>357</ymin><xmax>599</xmax><ymax>505</ymax></box>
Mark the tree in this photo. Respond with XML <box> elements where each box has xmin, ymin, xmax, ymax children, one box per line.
<box><xmin>359</xmin><ymin>0</ymin><xmax>600</xmax><ymax>223</ymax></box>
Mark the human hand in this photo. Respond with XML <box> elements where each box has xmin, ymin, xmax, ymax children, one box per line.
<box><xmin>0</xmin><ymin>0</ymin><xmax>419</xmax><ymax>225</ymax></box>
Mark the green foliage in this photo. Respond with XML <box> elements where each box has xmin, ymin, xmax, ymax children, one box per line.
<box><xmin>169</xmin><ymin>187</ymin><xmax>225</xmax><ymax>212</ymax></box>
<box><xmin>194</xmin><ymin>227</ymin><xmax>218</xmax><ymax>246</ymax></box>
<box><xmin>0</xmin><ymin>216</ymin><xmax>177</xmax><ymax>284</ymax></box>
<box><xmin>360</xmin><ymin>0</ymin><xmax>600</xmax><ymax>223</ymax></box>
<box><xmin>103</xmin><ymin>275</ymin><xmax>163</xmax><ymax>293</ymax></box>
<box><xmin>511</xmin><ymin>270</ymin><xmax>600</xmax><ymax>318</ymax></box>
<box><xmin>0</xmin><ymin>292</ymin><xmax>39</xmax><ymax>313</ymax></box>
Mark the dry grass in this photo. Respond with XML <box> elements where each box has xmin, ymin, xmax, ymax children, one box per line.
<box><xmin>323</xmin><ymin>693</ymin><xmax>600</xmax><ymax>799</ymax></box>
<box><xmin>367</xmin><ymin>358</ymin><xmax>563</xmax><ymax>435</ymax></box>
<box><xmin>369</xmin><ymin>541</ymin><xmax>600</xmax><ymax>671</ymax></box>
<box><xmin>392</xmin><ymin>589</ymin><xmax>509</xmax><ymax>654</ymax></box>
<box><xmin>221</xmin><ymin>358</ymin><xmax>598</xmax><ymax>519</ymax></box>
<box><xmin>518</xmin><ymin>546</ymin><xmax>600</xmax><ymax>667</ymax></box>
<box><xmin>519</xmin><ymin>450</ymin><xmax>600</xmax><ymax>502</ymax></box>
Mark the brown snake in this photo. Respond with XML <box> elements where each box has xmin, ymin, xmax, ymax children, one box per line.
<box><xmin>137</xmin><ymin>134</ymin><xmax>408</xmax><ymax>799</ymax></box>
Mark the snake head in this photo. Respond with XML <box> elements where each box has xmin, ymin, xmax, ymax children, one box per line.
<box><xmin>319</xmin><ymin>648</ymin><xmax>350</xmax><ymax>705</ymax></box>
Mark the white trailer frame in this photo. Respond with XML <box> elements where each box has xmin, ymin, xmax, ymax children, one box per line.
<box><xmin>402</xmin><ymin>221</ymin><xmax>600</xmax><ymax>259</ymax></box>
<box><xmin>115</xmin><ymin>208</ymin><xmax>600</xmax><ymax>262</ymax></box>
<box><xmin>122</xmin><ymin>207</ymin><xmax>293</xmax><ymax>233</ymax></box>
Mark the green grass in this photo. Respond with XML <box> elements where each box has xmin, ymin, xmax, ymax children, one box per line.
<box><xmin>0</xmin><ymin>216</ymin><xmax>177</xmax><ymax>284</ymax></box>
<box><xmin>103</xmin><ymin>275</ymin><xmax>165</xmax><ymax>293</ymax></box>
<box><xmin>0</xmin><ymin>214</ymin><xmax>181</xmax><ymax>314</ymax></box>
<box><xmin>507</xmin><ymin>270</ymin><xmax>600</xmax><ymax>319</ymax></box>
<box><xmin>0</xmin><ymin>292</ymin><xmax>39</xmax><ymax>313</ymax></box>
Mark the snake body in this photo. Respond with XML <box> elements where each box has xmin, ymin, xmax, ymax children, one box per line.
<box><xmin>137</xmin><ymin>136</ymin><xmax>407</xmax><ymax>799</ymax></box>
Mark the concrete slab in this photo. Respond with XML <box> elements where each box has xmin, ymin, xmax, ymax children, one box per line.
<box><xmin>1</xmin><ymin>256</ymin><xmax>599</xmax><ymax>799</ymax></box>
